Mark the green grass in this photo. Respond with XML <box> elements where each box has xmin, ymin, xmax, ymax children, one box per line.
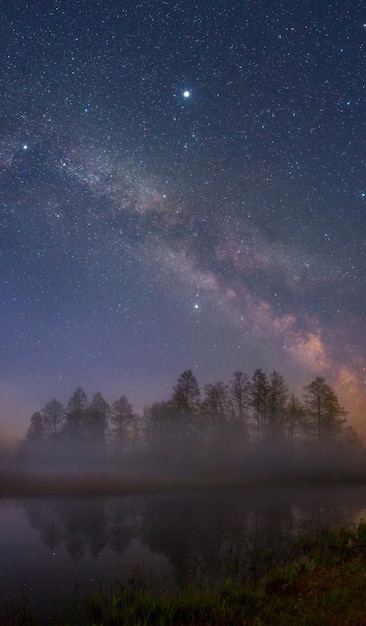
<box><xmin>6</xmin><ymin>522</ymin><xmax>366</xmax><ymax>625</ymax></box>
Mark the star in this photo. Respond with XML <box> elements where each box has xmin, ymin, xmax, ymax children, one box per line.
<box><xmin>0</xmin><ymin>0</ymin><xmax>365</xmax><ymax>446</ymax></box>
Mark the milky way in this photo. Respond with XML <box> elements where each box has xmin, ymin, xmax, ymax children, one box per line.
<box><xmin>0</xmin><ymin>0</ymin><xmax>365</xmax><ymax>441</ymax></box>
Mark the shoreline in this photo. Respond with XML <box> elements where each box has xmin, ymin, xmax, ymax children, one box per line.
<box><xmin>2</xmin><ymin>467</ymin><xmax>366</xmax><ymax>497</ymax></box>
<box><xmin>5</xmin><ymin>522</ymin><xmax>366</xmax><ymax>625</ymax></box>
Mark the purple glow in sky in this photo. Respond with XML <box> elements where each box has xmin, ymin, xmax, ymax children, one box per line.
<box><xmin>0</xmin><ymin>0</ymin><xmax>365</xmax><ymax>443</ymax></box>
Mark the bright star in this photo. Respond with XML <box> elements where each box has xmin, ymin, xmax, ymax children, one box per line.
<box><xmin>183</xmin><ymin>90</ymin><xmax>191</xmax><ymax>98</ymax></box>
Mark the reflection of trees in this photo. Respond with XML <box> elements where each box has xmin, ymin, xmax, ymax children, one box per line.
<box><xmin>293</xmin><ymin>486</ymin><xmax>363</xmax><ymax>535</ymax></box>
<box><xmin>139</xmin><ymin>494</ymin><xmax>201</xmax><ymax>585</ymax></box>
<box><xmin>24</xmin><ymin>498</ymin><xmax>109</xmax><ymax>561</ymax></box>
<box><xmin>23</xmin><ymin>497</ymin><xmax>139</xmax><ymax>562</ymax></box>
<box><xmin>242</xmin><ymin>491</ymin><xmax>295</xmax><ymax>582</ymax></box>
<box><xmin>139</xmin><ymin>488</ymin><xmax>353</xmax><ymax>586</ymax></box>
<box><xmin>108</xmin><ymin>498</ymin><xmax>137</xmax><ymax>554</ymax></box>
<box><xmin>140</xmin><ymin>492</ymin><xmax>253</xmax><ymax>587</ymax></box>
<box><xmin>23</xmin><ymin>500</ymin><xmax>64</xmax><ymax>551</ymax></box>
<box><xmin>23</xmin><ymin>488</ymin><xmax>364</xmax><ymax>583</ymax></box>
<box><xmin>61</xmin><ymin>500</ymin><xmax>107</xmax><ymax>561</ymax></box>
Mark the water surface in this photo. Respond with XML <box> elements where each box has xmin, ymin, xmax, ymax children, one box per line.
<box><xmin>1</xmin><ymin>484</ymin><xmax>366</xmax><ymax>621</ymax></box>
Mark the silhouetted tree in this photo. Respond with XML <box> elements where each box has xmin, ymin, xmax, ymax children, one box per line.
<box><xmin>303</xmin><ymin>377</ymin><xmax>347</xmax><ymax>448</ymax></box>
<box><xmin>284</xmin><ymin>393</ymin><xmax>305</xmax><ymax>449</ymax></box>
<box><xmin>110</xmin><ymin>395</ymin><xmax>135</xmax><ymax>453</ymax></box>
<box><xmin>230</xmin><ymin>370</ymin><xmax>251</xmax><ymax>442</ymax></box>
<box><xmin>201</xmin><ymin>381</ymin><xmax>231</xmax><ymax>434</ymax></box>
<box><xmin>267</xmin><ymin>371</ymin><xmax>289</xmax><ymax>442</ymax></box>
<box><xmin>64</xmin><ymin>387</ymin><xmax>88</xmax><ymax>439</ymax></box>
<box><xmin>87</xmin><ymin>392</ymin><xmax>109</xmax><ymax>450</ymax></box>
<box><xmin>250</xmin><ymin>369</ymin><xmax>269</xmax><ymax>443</ymax></box>
<box><xmin>172</xmin><ymin>370</ymin><xmax>200</xmax><ymax>439</ymax></box>
<box><xmin>63</xmin><ymin>386</ymin><xmax>88</xmax><ymax>440</ymax></box>
<box><xmin>58</xmin><ymin>387</ymin><xmax>89</xmax><ymax>464</ymax></box>
<box><xmin>342</xmin><ymin>424</ymin><xmax>363</xmax><ymax>448</ymax></box>
<box><xmin>16</xmin><ymin>369</ymin><xmax>362</xmax><ymax>474</ymax></box>
<box><xmin>144</xmin><ymin>401</ymin><xmax>178</xmax><ymax>451</ymax></box>
<box><xmin>22</xmin><ymin>412</ymin><xmax>46</xmax><ymax>462</ymax></box>
<box><xmin>26</xmin><ymin>412</ymin><xmax>45</xmax><ymax>443</ymax></box>
<box><xmin>42</xmin><ymin>399</ymin><xmax>65</xmax><ymax>437</ymax></box>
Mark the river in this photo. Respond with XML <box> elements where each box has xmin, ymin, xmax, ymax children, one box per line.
<box><xmin>1</xmin><ymin>484</ymin><xmax>366</xmax><ymax>622</ymax></box>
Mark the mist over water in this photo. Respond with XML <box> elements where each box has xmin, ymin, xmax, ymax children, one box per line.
<box><xmin>2</xmin><ymin>401</ymin><xmax>366</xmax><ymax>623</ymax></box>
<box><xmin>2</xmin><ymin>430</ymin><xmax>366</xmax><ymax>497</ymax></box>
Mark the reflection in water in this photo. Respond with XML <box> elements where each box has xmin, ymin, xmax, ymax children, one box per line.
<box><xmin>23</xmin><ymin>496</ymin><xmax>138</xmax><ymax>562</ymax></box>
<box><xmin>22</xmin><ymin>485</ymin><xmax>366</xmax><ymax>587</ymax></box>
<box><xmin>1</xmin><ymin>486</ymin><xmax>366</xmax><ymax>621</ymax></box>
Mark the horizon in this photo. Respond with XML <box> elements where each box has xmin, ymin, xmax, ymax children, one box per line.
<box><xmin>1</xmin><ymin>1</ymin><xmax>365</xmax><ymax>445</ymax></box>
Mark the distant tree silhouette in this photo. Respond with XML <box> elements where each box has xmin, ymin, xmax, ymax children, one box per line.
<box><xmin>341</xmin><ymin>424</ymin><xmax>363</xmax><ymax>452</ymax></box>
<box><xmin>201</xmin><ymin>381</ymin><xmax>231</xmax><ymax>435</ymax></box>
<box><xmin>22</xmin><ymin>412</ymin><xmax>46</xmax><ymax>462</ymax></box>
<box><xmin>87</xmin><ymin>392</ymin><xmax>109</xmax><ymax>450</ymax></box>
<box><xmin>172</xmin><ymin>370</ymin><xmax>200</xmax><ymax>439</ymax></box>
<box><xmin>267</xmin><ymin>371</ymin><xmax>289</xmax><ymax>442</ymax></box>
<box><xmin>26</xmin><ymin>412</ymin><xmax>45</xmax><ymax>443</ymax></box>
<box><xmin>110</xmin><ymin>395</ymin><xmax>135</xmax><ymax>453</ymax></box>
<box><xmin>63</xmin><ymin>387</ymin><xmax>88</xmax><ymax>440</ymax></box>
<box><xmin>144</xmin><ymin>401</ymin><xmax>178</xmax><ymax>452</ymax></box>
<box><xmin>42</xmin><ymin>399</ymin><xmax>65</xmax><ymax>437</ymax></box>
<box><xmin>17</xmin><ymin>367</ymin><xmax>361</xmax><ymax>472</ymax></box>
<box><xmin>250</xmin><ymin>369</ymin><xmax>269</xmax><ymax>443</ymax></box>
<box><xmin>303</xmin><ymin>377</ymin><xmax>347</xmax><ymax>448</ymax></box>
<box><xmin>284</xmin><ymin>393</ymin><xmax>305</xmax><ymax>449</ymax></box>
<box><xmin>230</xmin><ymin>371</ymin><xmax>251</xmax><ymax>442</ymax></box>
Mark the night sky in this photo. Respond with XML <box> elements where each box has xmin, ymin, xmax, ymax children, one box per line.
<box><xmin>1</xmin><ymin>0</ymin><xmax>365</xmax><ymax>443</ymax></box>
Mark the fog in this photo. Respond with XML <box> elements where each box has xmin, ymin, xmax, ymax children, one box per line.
<box><xmin>1</xmin><ymin>428</ymin><xmax>366</xmax><ymax>624</ymax></box>
<box><xmin>1</xmin><ymin>430</ymin><xmax>366</xmax><ymax>498</ymax></box>
<box><xmin>5</xmin><ymin>370</ymin><xmax>362</xmax><ymax>496</ymax></box>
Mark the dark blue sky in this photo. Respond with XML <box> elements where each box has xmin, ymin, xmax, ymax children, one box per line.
<box><xmin>1</xmin><ymin>0</ymin><xmax>365</xmax><ymax>442</ymax></box>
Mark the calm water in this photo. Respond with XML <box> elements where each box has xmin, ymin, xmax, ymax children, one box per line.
<box><xmin>1</xmin><ymin>484</ymin><xmax>366</xmax><ymax>621</ymax></box>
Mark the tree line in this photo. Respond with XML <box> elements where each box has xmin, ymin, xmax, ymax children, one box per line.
<box><xmin>19</xmin><ymin>368</ymin><xmax>361</xmax><ymax>468</ymax></box>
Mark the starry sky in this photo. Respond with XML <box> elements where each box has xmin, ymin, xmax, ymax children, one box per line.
<box><xmin>1</xmin><ymin>0</ymin><xmax>365</xmax><ymax>443</ymax></box>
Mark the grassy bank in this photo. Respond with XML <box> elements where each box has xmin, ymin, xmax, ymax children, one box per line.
<box><xmin>6</xmin><ymin>522</ymin><xmax>366</xmax><ymax>625</ymax></box>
